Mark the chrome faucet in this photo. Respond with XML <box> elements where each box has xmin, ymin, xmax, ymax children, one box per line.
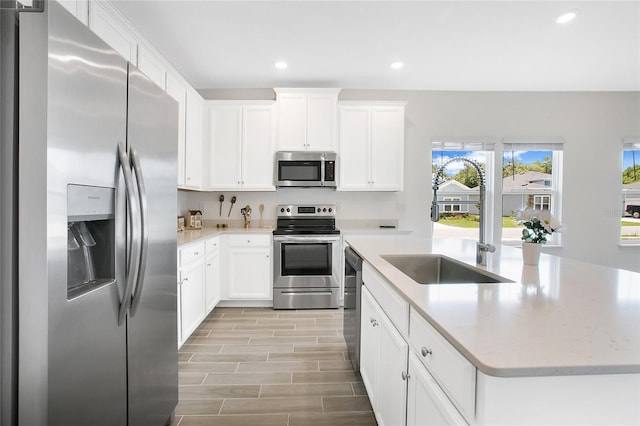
<box><xmin>431</xmin><ymin>157</ymin><xmax>495</xmax><ymax>265</ymax></box>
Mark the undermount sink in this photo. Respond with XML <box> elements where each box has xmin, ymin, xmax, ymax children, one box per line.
<box><xmin>381</xmin><ymin>254</ymin><xmax>512</xmax><ymax>285</ymax></box>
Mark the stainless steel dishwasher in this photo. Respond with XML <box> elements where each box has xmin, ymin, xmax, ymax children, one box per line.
<box><xmin>343</xmin><ymin>246</ymin><xmax>363</xmax><ymax>372</ymax></box>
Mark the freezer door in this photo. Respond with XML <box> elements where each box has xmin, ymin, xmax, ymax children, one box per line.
<box><xmin>126</xmin><ymin>64</ymin><xmax>179</xmax><ymax>425</ymax></box>
<box><xmin>17</xmin><ymin>3</ymin><xmax>128</xmax><ymax>425</ymax></box>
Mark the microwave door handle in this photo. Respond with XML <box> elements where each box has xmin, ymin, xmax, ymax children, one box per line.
<box><xmin>117</xmin><ymin>142</ymin><xmax>140</xmax><ymax>326</ymax></box>
<box><xmin>320</xmin><ymin>158</ymin><xmax>325</xmax><ymax>186</ymax></box>
<box><xmin>129</xmin><ymin>146</ymin><xmax>148</xmax><ymax>317</ymax></box>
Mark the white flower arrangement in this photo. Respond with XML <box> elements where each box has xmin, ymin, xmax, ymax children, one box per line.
<box><xmin>515</xmin><ymin>207</ymin><xmax>563</xmax><ymax>244</ymax></box>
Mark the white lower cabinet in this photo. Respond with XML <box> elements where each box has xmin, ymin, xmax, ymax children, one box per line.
<box><xmin>407</xmin><ymin>352</ymin><xmax>467</xmax><ymax>426</ymax></box>
<box><xmin>226</xmin><ymin>235</ymin><xmax>272</xmax><ymax>300</ymax></box>
<box><xmin>204</xmin><ymin>237</ymin><xmax>221</xmax><ymax>315</ymax></box>
<box><xmin>177</xmin><ymin>242</ymin><xmax>206</xmax><ymax>347</ymax></box>
<box><xmin>360</xmin><ymin>285</ymin><xmax>408</xmax><ymax>426</ymax></box>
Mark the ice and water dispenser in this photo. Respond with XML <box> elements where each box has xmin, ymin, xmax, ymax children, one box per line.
<box><xmin>67</xmin><ymin>184</ymin><xmax>115</xmax><ymax>299</ymax></box>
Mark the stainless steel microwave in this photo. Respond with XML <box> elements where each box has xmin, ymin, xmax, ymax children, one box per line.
<box><xmin>275</xmin><ymin>151</ymin><xmax>337</xmax><ymax>188</ymax></box>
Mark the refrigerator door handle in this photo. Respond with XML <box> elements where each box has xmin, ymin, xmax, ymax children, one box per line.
<box><xmin>129</xmin><ymin>146</ymin><xmax>148</xmax><ymax>317</ymax></box>
<box><xmin>117</xmin><ymin>142</ymin><xmax>140</xmax><ymax>325</ymax></box>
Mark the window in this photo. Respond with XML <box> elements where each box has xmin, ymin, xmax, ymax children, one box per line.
<box><xmin>621</xmin><ymin>140</ymin><xmax>640</xmax><ymax>243</ymax></box>
<box><xmin>443</xmin><ymin>197</ymin><xmax>464</xmax><ymax>212</ymax></box>
<box><xmin>533</xmin><ymin>195</ymin><xmax>551</xmax><ymax>211</ymax></box>
<box><xmin>501</xmin><ymin>141</ymin><xmax>563</xmax><ymax>245</ymax></box>
<box><xmin>432</xmin><ymin>140</ymin><xmax>494</xmax><ymax>240</ymax></box>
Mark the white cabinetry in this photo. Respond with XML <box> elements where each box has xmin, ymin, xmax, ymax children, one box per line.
<box><xmin>184</xmin><ymin>88</ymin><xmax>204</xmax><ymax>189</ymax></box>
<box><xmin>204</xmin><ymin>237</ymin><xmax>221</xmax><ymax>314</ymax></box>
<box><xmin>177</xmin><ymin>242</ymin><xmax>206</xmax><ymax>347</ymax></box>
<box><xmin>226</xmin><ymin>235</ymin><xmax>272</xmax><ymax>300</ymax></box>
<box><xmin>208</xmin><ymin>102</ymin><xmax>276</xmax><ymax>191</ymax></box>
<box><xmin>275</xmin><ymin>88</ymin><xmax>340</xmax><ymax>151</ymax></box>
<box><xmin>58</xmin><ymin>0</ymin><xmax>89</xmax><ymax>25</ymax></box>
<box><xmin>338</xmin><ymin>102</ymin><xmax>405</xmax><ymax>191</ymax></box>
<box><xmin>407</xmin><ymin>352</ymin><xmax>467</xmax><ymax>426</ymax></box>
<box><xmin>165</xmin><ymin>74</ymin><xmax>187</xmax><ymax>187</ymax></box>
<box><xmin>137</xmin><ymin>45</ymin><xmax>166</xmax><ymax>89</ymax></box>
<box><xmin>360</xmin><ymin>268</ymin><xmax>409</xmax><ymax>426</ymax></box>
<box><xmin>88</xmin><ymin>2</ymin><xmax>137</xmax><ymax>64</ymax></box>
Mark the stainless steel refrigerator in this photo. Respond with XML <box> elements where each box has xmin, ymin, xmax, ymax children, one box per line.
<box><xmin>1</xmin><ymin>2</ymin><xmax>178</xmax><ymax>425</ymax></box>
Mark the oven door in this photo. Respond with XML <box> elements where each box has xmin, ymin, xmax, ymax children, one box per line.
<box><xmin>273</xmin><ymin>235</ymin><xmax>340</xmax><ymax>288</ymax></box>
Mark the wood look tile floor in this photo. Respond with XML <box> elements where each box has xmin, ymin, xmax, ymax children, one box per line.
<box><xmin>173</xmin><ymin>307</ymin><xmax>377</xmax><ymax>426</ymax></box>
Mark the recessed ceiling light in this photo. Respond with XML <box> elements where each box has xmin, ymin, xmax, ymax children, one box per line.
<box><xmin>274</xmin><ymin>61</ymin><xmax>288</xmax><ymax>70</ymax></box>
<box><xmin>556</xmin><ymin>11</ymin><xmax>577</xmax><ymax>24</ymax></box>
<box><xmin>390</xmin><ymin>62</ymin><xmax>404</xmax><ymax>70</ymax></box>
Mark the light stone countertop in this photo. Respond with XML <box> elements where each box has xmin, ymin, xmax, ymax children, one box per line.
<box><xmin>346</xmin><ymin>236</ymin><xmax>640</xmax><ymax>378</ymax></box>
<box><xmin>177</xmin><ymin>226</ymin><xmax>274</xmax><ymax>248</ymax></box>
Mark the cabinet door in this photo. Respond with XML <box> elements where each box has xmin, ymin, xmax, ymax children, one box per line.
<box><xmin>277</xmin><ymin>93</ymin><xmax>307</xmax><ymax>150</ymax></box>
<box><xmin>407</xmin><ymin>353</ymin><xmax>467</xmax><ymax>426</ymax></box>
<box><xmin>370</xmin><ymin>106</ymin><xmax>404</xmax><ymax>190</ymax></box>
<box><xmin>165</xmin><ymin>74</ymin><xmax>186</xmax><ymax>187</ymax></box>
<box><xmin>184</xmin><ymin>89</ymin><xmax>204</xmax><ymax>188</ymax></box>
<box><xmin>338</xmin><ymin>106</ymin><xmax>371</xmax><ymax>190</ymax></box>
<box><xmin>205</xmin><ymin>250</ymin><xmax>220</xmax><ymax>314</ymax></box>
<box><xmin>360</xmin><ymin>287</ymin><xmax>380</xmax><ymax>409</ymax></box>
<box><xmin>242</xmin><ymin>105</ymin><xmax>276</xmax><ymax>190</ymax></box>
<box><xmin>88</xmin><ymin>2</ymin><xmax>137</xmax><ymax>63</ymax></box>
<box><xmin>209</xmin><ymin>106</ymin><xmax>242</xmax><ymax>189</ymax></box>
<box><xmin>227</xmin><ymin>247</ymin><xmax>271</xmax><ymax>299</ymax></box>
<box><xmin>58</xmin><ymin>0</ymin><xmax>89</xmax><ymax>25</ymax></box>
<box><xmin>306</xmin><ymin>94</ymin><xmax>337</xmax><ymax>151</ymax></box>
<box><xmin>180</xmin><ymin>260</ymin><xmax>205</xmax><ymax>344</ymax></box>
<box><xmin>376</xmin><ymin>310</ymin><xmax>409</xmax><ymax>426</ymax></box>
<box><xmin>137</xmin><ymin>45</ymin><xmax>166</xmax><ymax>89</ymax></box>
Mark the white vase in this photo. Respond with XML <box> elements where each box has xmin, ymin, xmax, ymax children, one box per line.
<box><xmin>522</xmin><ymin>242</ymin><xmax>542</xmax><ymax>266</ymax></box>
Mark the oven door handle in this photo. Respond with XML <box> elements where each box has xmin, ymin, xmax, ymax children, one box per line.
<box><xmin>274</xmin><ymin>235</ymin><xmax>340</xmax><ymax>243</ymax></box>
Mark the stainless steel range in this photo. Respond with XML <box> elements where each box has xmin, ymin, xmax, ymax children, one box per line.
<box><xmin>273</xmin><ymin>205</ymin><xmax>340</xmax><ymax>309</ymax></box>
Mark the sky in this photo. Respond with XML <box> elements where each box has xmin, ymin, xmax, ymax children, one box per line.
<box><xmin>432</xmin><ymin>149</ymin><xmax>552</xmax><ymax>174</ymax></box>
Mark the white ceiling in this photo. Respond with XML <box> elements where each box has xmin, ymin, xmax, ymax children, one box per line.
<box><xmin>113</xmin><ymin>1</ymin><xmax>640</xmax><ymax>91</ymax></box>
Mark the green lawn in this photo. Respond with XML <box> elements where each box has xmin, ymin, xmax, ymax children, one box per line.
<box><xmin>437</xmin><ymin>215</ymin><xmax>520</xmax><ymax>228</ymax></box>
<box><xmin>621</xmin><ymin>221</ymin><xmax>640</xmax><ymax>227</ymax></box>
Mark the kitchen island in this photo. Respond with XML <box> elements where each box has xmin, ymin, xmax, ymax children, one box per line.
<box><xmin>346</xmin><ymin>236</ymin><xmax>640</xmax><ymax>425</ymax></box>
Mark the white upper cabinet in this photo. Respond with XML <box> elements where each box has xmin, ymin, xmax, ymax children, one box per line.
<box><xmin>275</xmin><ymin>88</ymin><xmax>340</xmax><ymax>152</ymax></box>
<box><xmin>165</xmin><ymin>74</ymin><xmax>187</xmax><ymax>187</ymax></box>
<box><xmin>88</xmin><ymin>1</ymin><xmax>137</xmax><ymax>64</ymax></box>
<box><xmin>184</xmin><ymin>88</ymin><xmax>204</xmax><ymax>189</ymax></box>
<box><xmin>58</xmin><ymin>0</ymin><xmax>89</xmax><ymax>25</ymax></box>
<box><xmin>208</xmin><ymin>102</ymin><xmax>276</xmax><ymax>191</ymax></box>
<box><xmin>338</xmin><ymin>102</ymin><xmax>405</xmax><ymax>191</ymax></box>
<box><xmin>137</xmin><ymin>45</ymin><xmax>166</xmax><ymax>90</ymax></box>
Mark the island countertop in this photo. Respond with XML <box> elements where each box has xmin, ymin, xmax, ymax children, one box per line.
<box><xmin>346</xmin><ymin>236</ymin><xmax>640</xmax><ymax>377</ymax></box>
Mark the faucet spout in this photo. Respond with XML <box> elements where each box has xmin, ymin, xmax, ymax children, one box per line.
<box><xmin>431</xmin><ymin>156</ymin><xmax>494</xmax><ymax>265</ymax></box>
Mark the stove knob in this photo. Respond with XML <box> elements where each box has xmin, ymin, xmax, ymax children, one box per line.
<box><xmin>286</xmin><ymin>208</ymin><xmax>291</xmax><ymax>213</ymax></box>
<box><xmin>328</xmin><ymin>208</ymin><xmax>333</xmax><ymax>213</ymax></box>
<box><xmin>317</xmin><ymin>208</ymin><xmax>321</xmax><ymax>213</ymax></box>
<box><xmin>280</xmin><ymin>208</ymin><xmax>285</xmax><ymax>213</ymax></box>
<box><xmin>323</xmin><ymin>208</ymin><xmax>327</xmax><ymax>212</ymax></box>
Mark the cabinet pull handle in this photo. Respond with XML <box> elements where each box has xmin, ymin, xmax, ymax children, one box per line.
<box><xmin>194</xmin><ymin>251</ymin><xmax>199</xmax><ymax>256</ymax></box>
<box><xmin>207</xmin><ymin>263</ymin><xmax>211</xmax><ymax>266</ymax></box>
<box><xmin>401</xmin><ymin>371</ymin><xmax>410</xmax><ymax>381</ymax></box>
<box><xmin>183</xmin><ymin>277</ymin><xmax>189</xmax><ymax>282</ymax></box>
<box><xmin>421</xmin><ymin>347</ymin><xmax>432</xmax><ymax>357</ymax></box>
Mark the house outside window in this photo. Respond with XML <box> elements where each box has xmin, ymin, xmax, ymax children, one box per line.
<box><xmin>621</xmin><ymin>140</ymin><xmax>640</xmax><ymax>243</ymax></box>
<box><xmin>501</xmin><ymin>141</ymin><xmax>563</xmax><ymax>245</ymax></box>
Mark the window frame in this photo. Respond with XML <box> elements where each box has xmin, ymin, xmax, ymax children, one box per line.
<box><xmin>620</xmin><ymin>139</ymin><xmax>640</xmax><ymax>245</ymax></box>
<box><xmin>499</xmin><ymin>140</ymin><xmax>564</xmax><ymax>247</ymax></box>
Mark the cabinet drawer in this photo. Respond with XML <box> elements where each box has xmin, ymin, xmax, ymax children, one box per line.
<box><xmin>409</xmin><ymin>306</ymin><xmax>475</xmax><ymax>422</ymax></box>
<box><xmin>179</xmin><ymin>241</ymin><xmax>205</xmax><ymax>267</ymax></box>
<box><xmin>363</xmin><ymin>262</ymin><xmax>409</xmax><ymax>337</ymax></box>
<box><xmin>228</xmin><ymin>234</ymin><xmax>271</xmax><ymax>247</ymax></box>
<box><xmin>205</xmin><ymin>237</ymin><xmax>220</xmax><ymax>254</ymax></box>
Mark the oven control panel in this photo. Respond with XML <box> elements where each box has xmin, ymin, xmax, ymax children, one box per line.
<box><xmin>277</xmin><ymin>204</ymin><xmax>336</xmax><ymax>218</ymax></box>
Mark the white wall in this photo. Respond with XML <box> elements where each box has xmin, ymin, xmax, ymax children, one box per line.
<box><xmin>186</xmin><ymin>89</ymin><xmax>640</xmax><ymax>272</ymax></box>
